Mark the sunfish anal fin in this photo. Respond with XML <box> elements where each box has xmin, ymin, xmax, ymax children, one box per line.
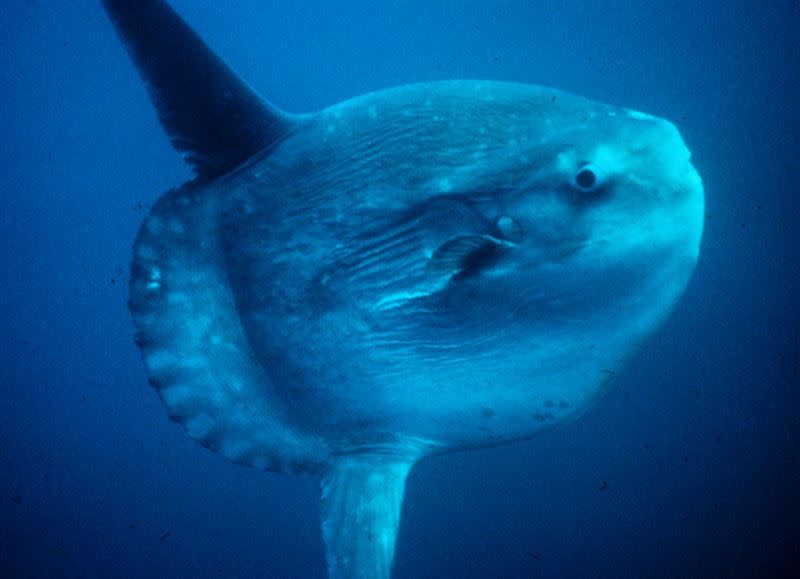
<box><xmin>320</xmin><ymin>456</ymin><xmax>416</xmax><ymax>579</ymax></box>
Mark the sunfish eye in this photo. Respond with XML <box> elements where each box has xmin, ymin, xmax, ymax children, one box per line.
<box><xmin>575</xmin><ymin>165</ymin><xmax>598</xmax><ymax>190</ymax></box>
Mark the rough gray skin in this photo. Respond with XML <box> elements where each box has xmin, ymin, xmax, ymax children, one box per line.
<box><xmin>104</xmin><ymin>3</ymin><xmax>704</xmax><ymax>578</ymax></box>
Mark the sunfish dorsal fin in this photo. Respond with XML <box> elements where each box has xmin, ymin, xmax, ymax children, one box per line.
<box><xmin>102</xmin><ymin>0</ymin><xmax>294</xmax><ymax>180</ymax></box>
<box><xmin>321</xmin><ymin>456</ymin><xmax>416</xmax><ymax>579</ymax></box>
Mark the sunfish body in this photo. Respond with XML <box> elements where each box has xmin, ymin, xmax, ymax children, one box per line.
<box><xmin>102</xmin><ymin>1</ymin><xmax>704</xmax><ymax>577</ymax></box>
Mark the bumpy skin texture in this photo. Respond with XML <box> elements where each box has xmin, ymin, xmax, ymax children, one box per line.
<box><xmin>106</xmin><ymin>4</ymin><xmax>704</xmax><ymax>578</ymax></box>
<box><xmin>131</xmin><ymin>81</ymin><xmax>704</xmax><ymax>471</ymax></box>
<box><xmin>128</xmin><ymin>80</ymin><xmax>703</xmax><ymax>579</ymax></box>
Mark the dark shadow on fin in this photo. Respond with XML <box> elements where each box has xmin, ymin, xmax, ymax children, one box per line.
<box><xmin>102</xmin><ymin>0</ymin><xmax>295</xmax><ymax>180</ymax></box>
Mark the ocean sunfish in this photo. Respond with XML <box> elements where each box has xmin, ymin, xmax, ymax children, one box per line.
<box><xmin>101</xmin><ymin>1</ymin><xmax>704</xmax><ymax>577</ymax></box>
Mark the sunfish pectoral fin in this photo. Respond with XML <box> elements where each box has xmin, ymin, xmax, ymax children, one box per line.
<box><xmin>320</xmin><ymin>456</ymin><xmax>416</xmax><ymax>579</ymax></box>
<box><xmin>428</xmin><ymin>234</ymin><xmax>515</xmax><ymax>278</ymax></box>
<box><xmin>102</xmin><ymin>0</ymin><xmax>295</xmax><ymax>181</ymax></box>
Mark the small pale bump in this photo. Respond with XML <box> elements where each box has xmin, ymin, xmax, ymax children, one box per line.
<box><xmin>138</xmin><ymin>313</ymin><xmax>158</xmax><ymax>327</ymax></box>
<box><xmin>221</xmin><ymin>439</ymin><xmax>251</xmax><ymax>461</ymax></box>
<box><xmin>206</xmin><ymin>388</ymin><xmax>229</xmax><ymax>406</ymax></box>
<box><xmin>188</xmin><ymin>315</ymin><xmax>212</xmax><ymax>335</ymax></box>
<box><xmin>145</xmin><ymin>349</ymin><xmax>178</xmax><ymax>371</ymax></box>
<box><xmin>495</xmin><ymin>216</ymin><xmax>522</xmax><ymax>242</ymax></box>
<box><xmin>167</xmin><ymin>291</ymin><xmax>189</xmax><ymax>305</ymax></box>
<box><xmin>177</xmin><ymin>355</ymin><xmax>207</xmax><ymax>370</ymax></box>
<box><xmin>146</xmin><ymin>217</ymin><xmax>163</xmax><ymax>234</ymax></box>
<box><xmin>145</xmin><ymin>266</ymin><xmax>162</xmax><ymax>291</ymax></box>
<box><xmin>185</xmin><ymin>413</ymin><xmax>215</xmax><ymax>438</ymax></box>
<box><xmin>137</xmin><ymin>244</ymin><xmax>157</xmax><ymax>261</ymax></box>
<box><xmin>160</xmin><ymin>383</ymin><xmax>193</xmax><ymax>407</ymax></box>
<box><xmin>169</xmin><ymin>219</ymin><xmax>185</xmax><ymax>235</ymax></box>
<box><xmin>627</xmin><ymin>109</ymin><xmax>655</xmax><ymax>121</ymax></box>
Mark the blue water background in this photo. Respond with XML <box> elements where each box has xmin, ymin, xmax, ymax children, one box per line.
<box><xmin>1</xmin><ymin>1</ymin><xmax>798</xmax><ymax>577</ymax></box>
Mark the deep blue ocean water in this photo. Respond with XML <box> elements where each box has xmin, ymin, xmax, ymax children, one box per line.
<box><xmin>1</xmin><ymin>1</ymin><xmax>798</xmax><ymax>577</ymax></box>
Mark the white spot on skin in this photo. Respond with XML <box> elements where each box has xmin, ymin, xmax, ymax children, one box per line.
<box><xmin>627</xmin><ymin>109</ymin><xmax>655</xmax><ymax>121</ymax></box>
<box><xmin>368</xmin><ymin>105</ymin><xmax>377</xmax><ymax>119</ymax></box>
<box><xmin>437</xmin><ymin>177</ymin><xmax>452</xmax><ymax>193</ymax></box>
<box><xmin>145</xmin><ymin>266</ymin><xmax>161</xmax><ymax>291</ymax></box>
